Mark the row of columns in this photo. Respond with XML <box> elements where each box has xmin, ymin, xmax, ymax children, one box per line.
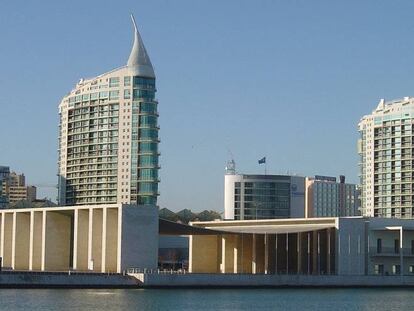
<box><xmin>0</xmin><ymin>207</ymin><xmax>121</xmax><ymax>273</ymax></box>
<box><xmin>190</xmin><ymin>229</ymin><xmax>336</xmax><ymax>275</ymax></box>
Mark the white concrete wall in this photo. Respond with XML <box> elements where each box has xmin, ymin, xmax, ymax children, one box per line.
<box><xmin>0</xmin><ymin>204</ymin><xmax>158</xmax><ymax>274</ymax></box>
<box><xmin>337</xmin><ymin>218</ymin><xmax>366</xmax><ymax>275</ymax></box>
<box><xmin>224</xmin><ymin>174</ymin><xmax>241</xmax><ymax>220</ymax></box>
<box><xmin>290</xmin><ymin>176</ymin><xmax>306</xmax><ymax>218</ymax></box>
<box><xmin>121</xmin><ymin>205</ymin><xmax>158</xmax><ymax>271</ymax></box>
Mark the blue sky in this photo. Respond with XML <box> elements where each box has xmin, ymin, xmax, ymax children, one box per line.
<box><xmin>2</xmin><ymin>0</ymin><xmax>414</xmax><ymax>212</ymax></box>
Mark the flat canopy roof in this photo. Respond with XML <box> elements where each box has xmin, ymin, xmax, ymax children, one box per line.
<box><xmin>159</xmin><ymin>218</ymin><xmax>228</xmax><ymax>235</ymax></box>
<box><xmin>190</xmin><ymin>218</ymin><xmax>338</xmax><ymax>234</ymax></box>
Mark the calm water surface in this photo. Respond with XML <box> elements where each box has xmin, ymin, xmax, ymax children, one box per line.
<box><xmin>0</xmin><ymin>288</ymin><xmax>413</xmax><ymax>310</ymax></box>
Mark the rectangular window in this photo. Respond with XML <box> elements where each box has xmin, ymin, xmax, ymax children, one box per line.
<box><xmin>392</xmin><ymin>264</ymin><xmax>401</xmax><ymax>275</ymax></box>
<box><xmin>377</xmin><ymin>238</ymin><xmax>382</xmax><ymax>253</ymax></box>
<box><xmin>99</xmin><ymin>91</ymin><xmax>108</xmax><ymax>99</ymax></box>
<box><xmin>124</xmin><ymin>89</ymin><xmax>131</xmax><ymax>99</ymax></box>
<box><xmin>109</xmin><ymin>90</ymin><xmax>119</xmax><ymax>100</ymax></box>
<box><xmin>124</xmin><ymin>76</ymin><xmax>131</xmax><ymax>86</ymax></box>
<box><xmin>374</xmin><ymin>264</ymin><xmax>384</xmax><ymax>275</ymax></box>
<box><xmin>109</xmin><ymin>77</ymin><xmax>120</xmax><ymax>87</ymax></box>
<box><xmin>410</xmin><ymin>265</ymin><xmax>414</xmax><ymax>274</ymax></box>
<box><xmin>394</xmin><ymin>239</ymin><xmax>400</xmax><ymax>254</ymax></box>
<box><xmin>411</xmin><ymin>240</ymin><xmax>414</xmax><ymax>255</ymax></box>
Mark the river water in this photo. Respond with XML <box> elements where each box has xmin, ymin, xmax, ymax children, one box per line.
<box><xmin>0</xmin><ymin>288</ymin><xmax>413</xmax><ymax>310</ymax></box>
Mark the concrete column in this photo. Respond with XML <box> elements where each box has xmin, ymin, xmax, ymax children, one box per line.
<box><xmin>221</xmin><ymin>236</ymin><xmax>225</xmax><ymax>273</ymax></box>
<box><xmin>29</xmin><ymin>211</ymin><xmax>34</xmax><ymax>270</ymax></box>
<box><xmin>286</xmin><ymin>233</ymin><xmax>289</xmax><ymax>274</ymax></box>
<box><xmin>307</xmin><ymin>232</ymin><xmax>311</xmax><ymax>274</ymax></box>
<box><xmin>400</xmin><ymin>227</ymin><xmax>403</xmax><ymax>276</ymax></box>
<box><xmin>327</xmin><ymin>229</ymin><xmax>331</xmax><ymax>274</ymax></box>
<box><xmin>317</xmin><ymin>231</ymin><xmax>321</xmax><ymax>274</ymax></box>
<box><xmin>264</xmin><ymin>233</ymin><xmax>268</xmax><ymax>274</ymax></box>
<box><xmin>188</xmin><ymin>235</ymin><xmax>193</xmax><ymax>273</ymax></box>
<box><xmin>275</xmin><ymin>234</ymin><xmax>278</xmax><ymax>274</ymax></box>
<box><xmin>297</xmin><ymin>232</ymin><xmax>301</xmax><ymax>274</ymax></box>
<box><xmin>87</xmin><ymin>208</ymin><xmax>93</xmax><ymax>270</ymax></box>
<box><xmin>72</xmin><ymin>209</ymin><xmax>78</xmax><ymax>270</ymax></box>
<box><xmin>11</xmin><ymin>212</ymin><xmax>16</xmax><ymax>269</ymax></box>
<box><xmin>0</xmin><ymin>213</ymin><xmax>4</xmax><ymax>262</ymax></box>
<box><xmin>41</xmin><ymin>211</ymin><xmax>46</xmax><ymax>271</ymax></box>
<box><xmin>116</xmin><ymin>206</ymin><xmax>122</xmax><ymax>273</ymax></box>
<box><xmin>101</xmin><ymin>208</ymin><xmax>107</xmax><ymax>273</ymax></box>
<box><xmin>233</xmin><ymin>237</ymin><xmax>238</xmax><ymax>274</ymax></box>
<box><xmin>252</xmin><ymin>233</ymin><xmax>256</xmax><ymax>274</ymax></box>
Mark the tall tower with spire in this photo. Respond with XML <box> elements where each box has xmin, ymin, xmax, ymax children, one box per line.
<box><xmin>58</xmin><ymin>15</ymin><xmax>160</xmax><ymax>206</ymax></box>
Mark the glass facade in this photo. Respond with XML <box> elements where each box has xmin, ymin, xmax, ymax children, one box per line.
<box><xmin>130</xmin><ymin>76</ymin><xmax>159</xmax><ymax>205</ymax></box>
<box><xmin>234</xmin><ymin>180</ymin><xmax>290</xmax><ymax>220</ymax></box>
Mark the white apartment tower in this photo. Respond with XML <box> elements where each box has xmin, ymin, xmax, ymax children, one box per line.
<box><xmin>359</xmin><ymin>97</ymin><xmax>414</xmax><ymax>218</ymax></box>
<box><xmin>58</xmin><ymin>16</ymin><xmax>159</xmax><ymax>206</ymax></box>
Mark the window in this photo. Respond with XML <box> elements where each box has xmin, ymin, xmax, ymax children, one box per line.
<box><xmin>124</xmin><ymin>76</ymin><xmax>131</xmax><ymax>86</ymax></box>
<box><xmin>109</xmin><ymin>77</ymin><xmax>120</xmax><ymax>87</ymax></box>
<box><xmin>109</xmin><ymin>90</ymin><xmax>119</xmax><ymax>100</ymax></box>
<box><xmin>410</xmin><ymin>265</ymin><xmax>414</xmax><ymax>274</ymax></box>
<box><xmin>394</xmin><ymin>239</ymin><xmax>400</xmax><ymax>254</ymax></box>
<box><xmin>411</xmin><ymin>240</ymin><xmax>414</xmax><ymax>255</ymax></box>
<box><xmin>377</xmin><ymin>238</ymin><xmax>382</xmax><ymax>253</ymax></box>
<box><xmin>124</xmin><ymin>89</ymin><xmax>131</xmax><ymax>99</ymax></box>
<box><xmin>392</xmin><ymin>265</ymin><xmax>401</xmax><ymax>275</ymax></box>
<box><xmin>374</xmin><ymin>264</ymin><xmax>384</xmax><ymax>275</ymax></box>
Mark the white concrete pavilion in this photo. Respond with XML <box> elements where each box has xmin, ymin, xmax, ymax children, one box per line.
<box><xmin>189</xmin><ymin>217</ymin><xmax>414</xmax><ymax>276</ymax></box>
<box><xmin>189</xmin><ymin>217</ymin><xmax>340</xmax><ymax>275</ymax></box>
<box><xmin>0</xmin><ymin>204</ymin><xmax>158</xmax><ymax>273</ymax></box>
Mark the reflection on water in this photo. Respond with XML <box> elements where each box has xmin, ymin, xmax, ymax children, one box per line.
<box><xmin>0</xmin><ymin>288</ymin><xmax>413</xmax><ymax>311</ymax></box>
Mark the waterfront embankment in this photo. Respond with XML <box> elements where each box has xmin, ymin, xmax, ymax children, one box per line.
<box><xmin>0</xmin><ymin>271</ymin><xmax>140</xmax><ymax>288</ymax></box>
<box><xmin>131</xmin><ymin>272</ymin><xmax>414</xmax><ymax>288</ymax></box>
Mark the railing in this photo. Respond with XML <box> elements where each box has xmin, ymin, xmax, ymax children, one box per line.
<box><xmin>127</xmin><ymin>268</ymin><xmax>187</xmax><ymax>275</ymax></box>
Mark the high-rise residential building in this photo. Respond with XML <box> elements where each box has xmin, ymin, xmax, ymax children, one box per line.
<box><xmin>58</xmin><ymin>16</ymin><xmax>160</xmax><ymax>206</ymax></box>
<box><xmin>305</xmin><ymin>175</ymin><xmax>359</xmax><ymax>217</ymax></box>
<box><xmin>359</xmin><ymin>97</ymin><xmax>414</xmax><ymax>218</ymax></box>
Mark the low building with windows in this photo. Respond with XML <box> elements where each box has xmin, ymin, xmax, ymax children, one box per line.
<box><xmin>0</xmin><ymin>169</ymin><xmax>37</xmax><ymax>208</ymax></box>
<box><xmin>305</xmin><ymin>175</ymin><xmax>359</xmax><ymax>217</ymax></box>
<box><xmin>224</xmin><ymin>172</ymin><xmax>305</xmax><ymax>220</ymax></box>
<box><xmin>189</xmin><ymin>217</ymin><xmax>414</xmax><ymax>276</ymax></box>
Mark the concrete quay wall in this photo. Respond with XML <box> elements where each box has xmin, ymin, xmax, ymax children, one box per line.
<box><xmin>133</xmin><ymin>273</ymin><xmax>414</xmax><ymax>288</ymax></box>
<box><xmin>0</xmin><ymin>272</ymin><xmax>141</xmax><ymax>288</ymax></box>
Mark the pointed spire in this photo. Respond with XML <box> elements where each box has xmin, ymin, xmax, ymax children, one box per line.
<box><xmin>127</xmin><ymin>14</ymin><xmax>155</xmax><ymax>78</ymax></box>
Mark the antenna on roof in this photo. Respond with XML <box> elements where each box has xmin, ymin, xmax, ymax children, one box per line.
<box><xmin>225</xmin><ymin>148</ymin><xmax>236</xmax><ymax>175</ymax></box>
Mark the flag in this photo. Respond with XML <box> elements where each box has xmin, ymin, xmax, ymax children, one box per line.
<box><xmin>258</xmin><ymin>157</ymin><xmax>266</xmax><ymax>164</ymax></box>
